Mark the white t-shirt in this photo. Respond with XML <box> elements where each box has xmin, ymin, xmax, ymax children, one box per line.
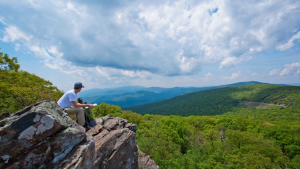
<box><xmin>57</xmin><ymin>90</ymin><xmax>77</xmax><ymax>108</ymax></box>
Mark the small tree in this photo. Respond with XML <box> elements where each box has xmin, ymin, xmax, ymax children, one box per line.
<box><xmin>0</xmin><ymin>51</ymin><xmax>20</xmax><ymax>72</ymax></box>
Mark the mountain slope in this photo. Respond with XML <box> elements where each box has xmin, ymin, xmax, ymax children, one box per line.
<box><xmin>79</xmin><ymin>81</ymin><xmax>266</xmax><ymax>108</ymax></box>
<box><xmin>80</xmin><ymin>88</ymin><xmax>208</xmax><ymax>107</ymax></box>
<box><xmin>126</xmin><ymin>84</ymin><xmax>300</xmax><ymax>116</ymax></box>
<box><xmin>77</xmin><ymin>86</ymin><xmax>147</xmax><ymax>97</ymax></box>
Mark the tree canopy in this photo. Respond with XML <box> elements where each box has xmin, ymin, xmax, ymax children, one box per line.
<box><xmin>0</xmin><ymin>50</ymin><xmax>63</xmax><ymax>114</ymax></box>
<box><xmin>0</xmin><ymin>51</ymin><xmax>20</xmax><ymax>72</ymax></box>
<box><xmin>93</xmin><ymin>101</ymin><xmax>300</xmax><ymax>168</ymax></box>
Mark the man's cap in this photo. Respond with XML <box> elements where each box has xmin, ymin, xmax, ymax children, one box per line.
<box><xmin>74</xmin><ymin>82</ymin><xmax>84</xmax><ymax>88</ymax></box>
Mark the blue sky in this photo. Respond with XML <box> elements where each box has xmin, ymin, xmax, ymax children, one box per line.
<box><xmin>0</xmin><ymin>0</ymin><xmax>300</xmax><ymax>91</ymax></box>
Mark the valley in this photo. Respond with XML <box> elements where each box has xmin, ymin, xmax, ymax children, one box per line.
<box><xmin>90</xmin><ymin>83</ymin><xmax>300</xmax><ymax>168</ymax></box>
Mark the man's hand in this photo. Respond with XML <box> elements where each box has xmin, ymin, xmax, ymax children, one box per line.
<box><xmin>87</xmin><ymin>104</ymin><xmax>94</xmax><ymax>109</ymax></box>
<box><xmin>72</xmin><ymin>101</ymin><xmax>94</xmax><ymax>108</ymax></box>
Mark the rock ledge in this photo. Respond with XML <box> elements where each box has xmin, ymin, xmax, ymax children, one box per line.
<box><xmin>0</xmin><ymin>101</ymin><xmax>158</xmax><ymax>169</ymax></box>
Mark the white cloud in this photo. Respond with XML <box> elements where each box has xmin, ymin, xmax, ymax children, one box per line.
<box><xmin>28</xmin><ymin>45</ymin><xmax>52</xmax><ymax>60</ymax></box>
<box><xmin>95</xmin><ymin>66</ymin><xmax>110</xmax><ymax>79</ymax></box>
<box><xmin>45</xmin><ymin>62</ymin><xmax>91</xmax><ymax>81</ymax></box>
<box><xmin>276</xmin><ymin>31</ymin><xmax>300</xmax><ymax>51</ymax></box>
<box><xmin>65</xmin><ymin>2</ymin><xmax>84</xmax><ymax>16</ymax></box>
<box><xmin>252</xmin><ymin>73</ymin><xmax>257</xmax><ymax>76</ymax></box>
<box><xmin>280</xmin><ymin>62</ymin><xmax>300</xmax><ymax>75</ymax></box>
<box><xmin>1</xmin><ymin>26</ymin><xmax>31</xmax><ymax>42</ymax></box>
<box><xmin>44</xmin><ymin>54</ymin><xmax>91</xmax><ymax>80</ymax></box>
<box><xmin>44</xmin><ymin>62</ymin><xmax>63</xmax><ymax>71</ymax></box>
<box><xmin>0</xmin><ymin>0</ymin><xmax>300</xmax><ymax>81</ymax></box>
<box><xmin>220</xmin><ymin>57</ymin><xmax>240</xmax><ymax>69</ymax></box>
<box><xmin>269</xmin><ymin>68</ymin><xmax>281</xmax><ymax>75</ymax></box>
<box><xmin>222</xmin><ymin>71</ymin><xmax>241</xmax><ymax>80</ymax></box>
<box><xmin>48</xmin><ymin>46</ymin><xmax>63</xmax><ymax>58</ymax></box>
<box><xmin>219</xmin><ymin>55</ymin><xmax>252</xmax><ymax>69</ymax></box>
<box><xmin>95</xmin><ymin>66</ymin><xmax>152</xmax><ymax>79</ymax></box>
<box><xmin>27</xmin><ymin>0</ymin><xmax>39</xmax><ymax>9</ymax></box>
<box><xmin>1</xmin><ymin>26</ymin><xmax>53</xmax><ymax>60</ymax></box>
<box><xmin>203</xmin><ymin>73</ymin><xmax>213</xmax><ymax>81</ymax></box>
<box><xmin>15</xmin><ymin>43</ymin><xmax>20</xmax><ymax>51</ymax></box>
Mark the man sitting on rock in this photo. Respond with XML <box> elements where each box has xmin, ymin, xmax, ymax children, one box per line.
<box><xmin>57</xmin><ymin>82</ymin><xmax>94</xmax><ymax>126</ymax></box>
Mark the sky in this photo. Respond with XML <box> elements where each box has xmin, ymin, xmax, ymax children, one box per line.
<box><xmin>0</xmin><ymin>0</ymin><xmax>300</xmax><ymax>91</ymax></box>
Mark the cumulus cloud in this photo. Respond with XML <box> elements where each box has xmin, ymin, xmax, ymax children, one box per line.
<box><xmin>219</xmin><ymin>55</ymin><xmax>252</xmax><ymax>69</ymax></box>
<box><xmin>269</xmin><ymin>68</ymin><xmax>281</xmax><ymax>75</ymax></box>
<box><xmin>252</xmin><ymin>73</ymin><xmax>257</xmax><ymax>76</ymax></box>
<box><xmin>280</xmin><ymin>62</ymin><xmax>300</xmax><ymax>75</ymax></box>
<box><xmin>222</xmin><ymin>71</ymin><xmax>241</xmax><ymax>80</ymax></box>
<box><xmin>44</xmin><ymin>57</ymin><xmax>88</xmax><ymax>78</ymax></box>
<box><xmin>276</xmin><ymin>31</ymin><xmax>300</xmax><ymax>51</ymax></box>
<box><xmin>28</xmin><ymin>45</ymin><xmax>52</xmax><ymax>60</ymax></box>
<box><xmin>203</xmin><ymin>73</ymin><xmax>213</xmax><ymax>81</ymax></box>
<box><xmin>1</xmin><ymin>26</ymin><xmax>31</xmax><ymax>42</ymax></box>
<box><xmin>0</xmin><ymin>0</ymin><xmax>300</xmax><ymax>78</ymax></box>
<box><xmin>48</xmin><ymin>46</ymin><xmax>63</xmax><ymax>58</ymax></box>
<box><xmin>95</xmin><ymin>66</ymin><xmax>152</xmax><ymax>79</ymax></box>
<box><xmin>14</xmin><ymin>43</ymin><xmax>20</xmax><ymax>51</ymax></box>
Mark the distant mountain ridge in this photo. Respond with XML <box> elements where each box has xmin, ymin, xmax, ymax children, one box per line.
<box><xmin>286</xmin><ymin>83</ymin><xmax>300</xmax><ymax>86</ymax></box>
<box><xmin>78</xmin><ymin>81</ymin><xmax>267</xmax><ymax>108</ymax></box>
<box><xmin>126</xmin><ymin>84</ymin><xmax>300</xmax><ymax>116</ymax></box>
<box><xmin>78</xmin><ymin>86</ymin><xmax>147</xmax><ymax>97</ymax></box>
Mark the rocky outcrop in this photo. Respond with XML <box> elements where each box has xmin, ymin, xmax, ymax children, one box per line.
<box><xmin>88</xmin><ymin>116</ymin><xmax>139</xmax><ymax>169</ymax></box>
<box><xmin>0</xmin><ymin>101</ymin><xmax>158</xmax><ymax>169</ymax></box>
<box><xmin>138</xmin><ymin>150</ymin><xmax>159</xmax><ymax>169</ymax></box>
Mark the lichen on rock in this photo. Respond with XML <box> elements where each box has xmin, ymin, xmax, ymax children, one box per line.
<box><xmin>18</xmin><ymin>126</ymin><xmax>37</xmax><ymax>140</ymax></box>
<box><xmin>1</xmin><ymin>155</ymin><xmax>10</xmax><ymax>163</ymax></box>
<box><xmin>36</xmin><ymin>115</ymin><xmax>56</xmax><ymax>135</ymax></box>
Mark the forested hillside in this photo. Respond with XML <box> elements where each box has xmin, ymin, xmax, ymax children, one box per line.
<box><xmin>0</xmin><ymin>51</ymin><xmax>63</xmax><ymax>113</ymax></box>
<box><xmin>89</xmin><ymin>84</ymin><xmax>300</xmax><ymax>168</ymax></box>
<box><xmin>127</xmin><ymin>84</ymin><xmax>300</xmax><ymax>116</ymax></box>
<box><xmin>91</xmin><ymin>103</ymin><xmax>300</xmax><ymax>168</ymax></box>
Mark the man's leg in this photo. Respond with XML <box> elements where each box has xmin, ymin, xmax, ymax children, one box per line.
<box><xmin>64</xmin><ymin>107</ymin><xmax>85</xmax><ymax>126</ymax></box>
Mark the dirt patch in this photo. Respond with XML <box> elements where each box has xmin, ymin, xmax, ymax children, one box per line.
<box><xmin>239</xmin><ymin>101</ymin><xmax>286</xmax><ymax>109</ymax></box>
<box><xmin>263</xmin><ymin>122</ymin><xmax>275</xmax><ymax>126</ymax></box>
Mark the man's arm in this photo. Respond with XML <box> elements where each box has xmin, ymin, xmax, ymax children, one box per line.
<box><xmin>71</xmin><ymin>101</ymin><xmax>94</xmax><ymax>108</ymax></box>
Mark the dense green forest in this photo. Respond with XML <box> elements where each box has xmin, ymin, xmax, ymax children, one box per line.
<box><xmin>92</xmin><ymin>102</ymin><xmax>300</xmax><ymax>169</ymax></box>
<box><xmin>126</xmin><ymin>84</ymin><xmax>300</xmax><ymax>116</ymax></box>
<box><xmin>0</xmin><ymin>51</ymin><xmax>63</xmax><ymax>113</ymax></box>
<box><xmin>92</xmin><ymin>84</ymin><xmax>300</xmax><ymax>168</ymax></box>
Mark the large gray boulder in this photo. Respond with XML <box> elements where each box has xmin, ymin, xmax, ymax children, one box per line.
<box><xmin>0</xmin><ymin>101</ymin><xmax>158</xmax><ymax>169</ymax></box>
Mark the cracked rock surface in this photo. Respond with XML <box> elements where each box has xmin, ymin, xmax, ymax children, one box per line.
<box><xmin>0</xmin><ymin>101</ymin><xmax>158</xmax><ymax>169</ymax></box>
<box><xmin>138</xmin><ymin>150</ymin><xmax>159</xmax><ymax>169</ymax></box>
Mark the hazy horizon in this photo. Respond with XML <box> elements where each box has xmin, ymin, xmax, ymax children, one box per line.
<box><xmin>77</xmin><ymin>81</ymin><xmax>299</xmax><ymax>93</ymax></box>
